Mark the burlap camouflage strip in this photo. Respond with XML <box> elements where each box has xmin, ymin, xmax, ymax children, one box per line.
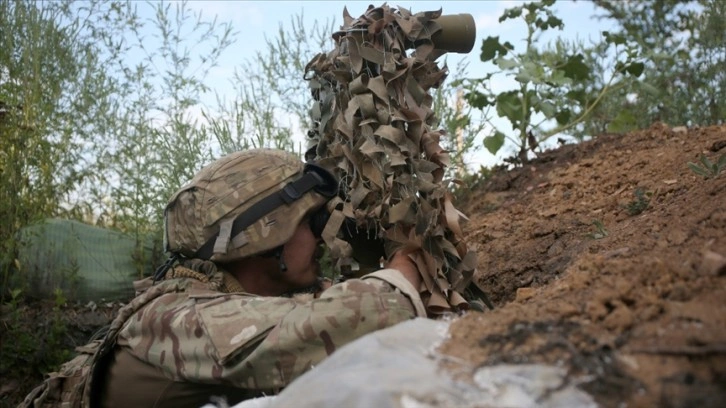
<box><xmin>304</xmin><ymin>4</ymin><xmax>487</xmax><ymax>314</ymax></box>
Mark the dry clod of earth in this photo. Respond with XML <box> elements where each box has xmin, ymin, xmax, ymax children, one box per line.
<box><xmin>439</xmin><ymin>122</ymin><xmax>726</xmax><ymax>408</ymax></box>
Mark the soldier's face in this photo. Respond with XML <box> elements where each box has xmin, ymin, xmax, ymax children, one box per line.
<box><xmin>278</xmin><ymin>220</ymin><xmax>321</xmax><ymax>289</ymax></box>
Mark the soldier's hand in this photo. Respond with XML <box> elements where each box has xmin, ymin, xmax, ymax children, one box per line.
<box><xmin>386</xmin><ymin>249</ymin><xmax>422</xmax><ymax>290</ymax></box>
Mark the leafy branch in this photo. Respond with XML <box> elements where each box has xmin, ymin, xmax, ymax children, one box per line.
<box><xmin>461</xmin><ymin>0</ymin><xmax>644</xmax><ymax>164</ymax></box>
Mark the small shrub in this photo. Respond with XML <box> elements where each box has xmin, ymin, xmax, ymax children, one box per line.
<box><xmin>589</xmin><ymin>219</ymin><xmax>609</xmax><ymax>239</ymax></box>
<box><xmin>0</xmin><ymin>291</ymin><xmax>72</xmax><ymax>389</ymax></box>
<box><xmin>626</xmin><ymin>188</ymin><xmax>651</xmax><ymax>216</ymax></box>
<box><xmin>688</xmin><ymin>154</ymin><xmax>726</xmax><ymax>179</ymax></box>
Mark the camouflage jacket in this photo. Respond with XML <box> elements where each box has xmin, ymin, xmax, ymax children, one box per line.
<box><xmin>21</xmin><ymin>267</ymin><xmax>425</xmax><ymax>408</ymax></box>
<box><xmin>103</xmin><ymin>266</ymin><xmax>425</xmax><ymax>406</ymax></box>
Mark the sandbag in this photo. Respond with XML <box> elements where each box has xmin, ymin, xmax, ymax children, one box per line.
<box><xmin>234</xmin><ymin>318</ymin><xmax>597</xmax><ymax>408</ymax></box>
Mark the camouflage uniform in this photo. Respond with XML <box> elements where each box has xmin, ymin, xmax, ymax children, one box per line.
<box><xmin>98</xmin><ymin>265</ymin><xmax>425</xmax><ymax>407</ymax></box>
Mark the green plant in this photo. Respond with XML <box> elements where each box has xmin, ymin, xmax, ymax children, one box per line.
<box><xmin>688</xmin><ymin>154</ymin><xmax>726</xmax><ymax>179</ymax></box>
<box><xmin>1</xmin><ymin>0</ymin><xmax>104</xmax><ymax>299</ymax></box>
<box><xmin>461</xmin><ymin>0</ymin><xmax>644</xmax><ymax>164</ymax></box>
<box><xmin>432</xmin><ymin>60</ymin><xmax>488</xmax><ymax>180</ymax></box>
<box><xmin>205</xmin><ymin>11</ymin><xmax>335</xmax><ymax>155</ymax></box>
<box><xmin>589</xmin><ymin>219</ymin><xmax>609</xmax><ymax>239</ymax></box>
<box><xmin>626</xmin><ymin>187</ymin><xmax>651</xmax><ymax>216</ymax></box>
<box><xmin>52</xmin><ymin>287</ymin><xmax>67</xmax><ymax>308</ymax></box>
<box><xmin>591</xmin><ymin>0</ymin><xmax>726</xmax><ymax>129</ymax></box>
<box><xmin>2</xmin><ymin>1</ymin><xmax>237</xmax><ymax>296</ymax></box>
<box><xmin>7</xmin><ymin>288</ymin><xmax>23</xmax><ymax>310</ymax></box>
<box><xmin>1</xmin><ymin>293</ymin><xmax>71</xmax><ymax>389</ymax></box>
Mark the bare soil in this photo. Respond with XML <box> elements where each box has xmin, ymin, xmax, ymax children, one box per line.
<box><xmin>2</xmin><ymin>123</ymin><xmax>725</xmax><ymax>407</ymax></box>
<box><xmin>440</xmin><ymin>122</ymin><xmax>726</xmax><ymax>407</ymax></box>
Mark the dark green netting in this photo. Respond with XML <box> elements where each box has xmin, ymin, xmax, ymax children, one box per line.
<box><xmin>15</xmin><ymin>219</ymin><xmax>162</xmax><ymax>302</ymax></box>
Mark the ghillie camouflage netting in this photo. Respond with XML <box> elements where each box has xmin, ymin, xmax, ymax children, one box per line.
<box><xmin>304</xmin><ymin>4</ymin><xmax>488</xmax><ymax>315</ymax></box>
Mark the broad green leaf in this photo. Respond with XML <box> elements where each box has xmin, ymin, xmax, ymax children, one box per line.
<box><xmin>480</xmin><ymin>36</ymin><xmax>509</xmax><ymax>62</ymax></box>
<box><xmin>717</xmin><ymin>154</ymin><xmax>726</xmax><ymax>169</ymax></box>
<box><xmin>548</xmin><ymin>70</ymin><xmax>572</xmax><ymax>86</ymax></box>
<box><xmin>699</xmin><ymin>154</ymin><xmax>714</xmax><ymax>170</ymax></box>
<box><xmin>536</xmin><ymin>16</ymin><xmax>563</xmax><ymax>30</ymax></box>
<box><xmin>626</xmin><ymin>62</ymin><xmax>645</xmax><ymax>77</ymax></box>
<box><xmin>519</xmin><ymin>61</ymin><xmax>543</xmax><ymax>83</ymax></box>
<box><xmin>639</xmin><ymin>82</ymin><xmax>661</xmax><ymax>96</ymax></box>
<box><xmin>547</xmin><ymin>16</ymin><xmax>563</xmax><ymax>29</ymax></box>
<box><xmin>515</xmin><ymin>70</ymin><xmax>532</xmax><ymax>83</ymax></box>
<box><xmin>496</xmin><ymin>57</ymin><xmax>519</xmax><ymax>70</ymax></box>
<box><xmin>499</xmin><ymin>6</ymin><xmax>522</xmax><ymax>23</ymax></box>
<box><xmin>555</xmin><ymin>109</ymin><xmax>572</xmax><ymax>125</ymax></box>
<box><xmin>465</xmin><ymin>91</ymin><xmax>493</xmax><ymax>109</ymax></box>
<box><xmin>496</xmin><ymin>91</ymin><xmax>524</xmax><ymax>125</ymax></box>
<box><xmin>538</xmin><ymin>101</ymin><xmax>557</xmax><ymax>118</ymax></box>
<box><xmin>526</xmin><ymin>90</ymin><xmax>540</xmax><ymax>106</ymax></box>
<box><xmin>560</xmin><ymin>54</ymin><xmax>589</xmax><ymax>81</ymax></box>
<box><xmin>603</xmin><ymin>31</ymin><xmax>626</xmax><ymax>46</ymax></box>
<box><xmin>565</xmin><ymin>89</ymin><xmax>588</xmax><ymax>105</ymax></box>
<box><xmin>483</xmin><ymin>131</ymin><xmax>506</xmax><ymax>155</ymax></box>
<box><xmin>688</xmin><ymin>162</ymin><xmax>711</xmax><ymax>178</ymax></box>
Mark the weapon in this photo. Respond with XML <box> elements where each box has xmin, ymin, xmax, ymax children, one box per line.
<box><xmin>306</xmin><ymin>4</ymin><xmax>491</xmax><ymax>314</ymax></box>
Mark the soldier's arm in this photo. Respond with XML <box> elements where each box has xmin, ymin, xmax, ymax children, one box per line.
<box><xmin>219</xmin><ymin>266</ymin><xmax>425</xmax><ymax>389</ymax></box>
<box><xmin>122</xmin><ymin>265</ymin><xmax>425</xmax><ymax>390</ymax></box>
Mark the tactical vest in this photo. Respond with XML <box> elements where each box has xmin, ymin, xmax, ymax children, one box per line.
<box><xmin>19</xmin><ymin>278</ymin><xmax>186</xmax><ymax>408</ymax></box>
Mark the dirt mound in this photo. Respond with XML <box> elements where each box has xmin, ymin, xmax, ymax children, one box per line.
<box><xmin>440</xmin><ymin>123</ymin><xmax>726</xmax><ymax>407</ymax></box>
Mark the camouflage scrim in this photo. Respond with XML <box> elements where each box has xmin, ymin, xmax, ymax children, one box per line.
<box><xmin>164</xmin><ymin>149</ymin><xmax>328</xmax><ymax>262</ymax></box>
<box><xmin>304</xmin><ymin>4</ymin><xmax>483</xmax><ymax>314</ymax></box>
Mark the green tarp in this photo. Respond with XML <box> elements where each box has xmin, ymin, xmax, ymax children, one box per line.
<box><xmin>15</xmin><ymin>218</ymin><xmax>163</xmax><ymax>302</ymax></box>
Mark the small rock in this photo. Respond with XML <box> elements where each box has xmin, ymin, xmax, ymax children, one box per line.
<box><xmin>516</xmin><ymin>287</ymin><xmax>536</xmax><ymax>302</ymax></box>
<box><xmin>672</xmin><ymin>126</ymin><xmax>688</xmax><ymax>135</ymax></box>
<box><xmin>709</xmin><ymin>140</ymin><xmax>726</xmax><ymax>152</ymax></box>
<box><xmin>538</xmin><ymin>208</ymin><xmax>558</xmax><ymax>218</ymax></box>
<box><xmin>617</xmin><ymin>354</ymin><xmax>640</xmax><ymax>371</ymax></box>
<box><xmin>666</xmin><ymin>229</ymin><xmax>689</xmax><ymax>245</ymax></box>
<box><xmin>603</xmin><ymin>304</ymin><xmax>634</xmax><ymax>331</ymax></box>
<box><xmin>604</xmin><ymin>247</ymin><xmax>631</xmax><ymax>259</ymax></box>
<box><xmin>585</xmin><ymin>300</ymin><xmax>608</xmax><ymax>321</ymax></box>
<box><xmin>699</xmin><ymin>250</ymin><xmax>726</xmax><ymax>276</ymax></box>
<box><xmin>85</xmin><ymin>300</ymin><xmax>97</xmax><ymax>312</ymax></box>
<box><xmin>558</xmin><ymin>302</ymin><xmax>579</xmax><ymax>318</ymax></box>
<box><xmin>668</xmin><ymin>282</ymin><xmax>690</xmax><ymax>301</ymax></box>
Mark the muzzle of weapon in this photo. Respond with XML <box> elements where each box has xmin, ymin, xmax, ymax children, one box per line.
<box><xmin>427</xmin><ymin>13</ymin><xmax>477</xmax><ymax>54</ymax></box>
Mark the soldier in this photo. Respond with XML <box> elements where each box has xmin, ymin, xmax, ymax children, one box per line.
<box><xmin>21</xmin><ymin>148</ymin><xmax>425</xmax><ymax>408</ymax></box>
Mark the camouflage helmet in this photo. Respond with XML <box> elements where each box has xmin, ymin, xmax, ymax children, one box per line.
<box><xmin>163</xmin><ymin>149</ymin><xmax>337</xmax><ymax>263</ymax></box>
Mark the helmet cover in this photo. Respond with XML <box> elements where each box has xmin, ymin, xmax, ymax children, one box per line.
<box><xmin>164</xmin><ymin>149</ymin><xmax>329</xmax><ymax>262</ymax></box>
